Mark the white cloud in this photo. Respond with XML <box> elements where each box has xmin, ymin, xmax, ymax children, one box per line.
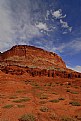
<box><xmin>73</xmin><ymin>66</ymin><xmax>81</xmax><ymax>72</ymax></box>
<box><xmin>57</xmin><ymin>38</ymin><xmax>81</xmax><ymax>54</ymax></box>
<box><xmin>0</xmin><ymin>0</ymin><xmax>15</xmax><ymax>51</ymax></box>
<box><xmin>35</xmin><ymin>22</ymin><xmax>49</xmax><ymax>31</ymax></box>
<box><xmin>45</xmin><ymin>10</ymin><xmax>50</xmax><ymax>20</ymax></box>
<box><xmin>0</xmin><ymin>0</ymin><xmax>41</xmax><ymax>52</ymax></box>
<box><xmin>51</xmin><ymin>9</ymin><xmax>72</xmax><ymax>33</ymax></box>
<box><xmin>67</xmin><ymin>39</ymin><xmax>81</xmax><ymax>52</ymax></box>
<box><xmin>67</xmin><ymin>65</ymin><xmax>81</xmax><ymax>73</ymax></box>
<box><xmin>60</xmin><ymin>19</ymin><xmax>68</xmax><ymax>28</ymax></box>
<box><xmin>60</xmin><ymin>19</ymin><xmax>72</xmax><ymax>32</ymax></box>
<box><xmin>52</xmin><ymin>9</ymin><xmax>66</xmax><ymax>19</ymax></box>
<box><xmin>57</xmin><ymin>44</ymin><xmax>65</xmax><ymax>53</ymax></box>
<box><xmin>70</xmin><ymin>40</ymin><xmax>81</xmax><ymax>52</ymax></box>
<box><xmin>69</xmin><ymin>27</ymin><xmax>72</xmax><ymax>32</ymax></box>
<box><xmin>62</xmin><ymin>32</ymin><xmax>68</xmax><ymax>34</ymax></box>
<box><xmin>0</xmin><ymin>1</ymin><xmax>73</xmax><ymax>52</ymax></box>
<box><xmin>11</xmin><ymin>0</ymin><xmax>42</xmax><ymax>42</ymax></box>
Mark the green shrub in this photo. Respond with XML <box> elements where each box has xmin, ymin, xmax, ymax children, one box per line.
<box><xmin>3</xmin><ymin>104</ymin><xmax>13</xmax><ymax>109</ymax></box>
<box><xmin>61</xmin><ymin>116</ymin><xmax>76</xmax><ymax>121</ymax></box>
<box><xmin>49</xmin><ymin>113</ymin><xmax>58</xmax><ymax>120</ymax></box>
<box><xmin>44</xmin><ymin>83</ymin><xmax>52</xmax><ymax>86</ymax></box>
<box><xmin>47</xmin><ymin>83</ymin><xmax>52</xmax><ymax>86</ymax></box>
<box><xmin>19</xmin><ymin>114</ymin><xmax>36</xmax><ymax>121</ymax></box>
<box><xmin>76</xmin><ymin>116</ymin><xmax>81</xmax><ymax>120</ymax></box>
<box><xmin>70</xmin><ymin>91</ymin><xmax>79</xmax><ymax>94</ymax></box>
<box><xmin>69</xmin><ymin>101</ymin><xmax>81</xmax><ymax>106</ymax></box>
<box><xmin>39</xmin><ymin>101</ymin><xmax>47</xmax><ymax>104</ymax></box>
<box><xmin>17</xmin><ymin>105</ymin><xmax>25</xmax><ymax>108</ymax></box>
<box><xmin>58</xmin><ymin>98</ymin><xmax>65</xmax><ymax>100</ymax></box>
<box><xmin>31</xmin><ymin>82</ymin><xmax>39</xmax><ymax>87</ymax></box>
<box><xmin>40</xmin><ymin>107</ymin><xmax>49</xmax><ymax>112</ymax></box>
<box><xmin>52</xmin><ymin>92</ymin><xmax>58</xmax><ymax>95</ymax></box>
<box><xmin>40</xmin><ymin>95</ymin><xmax>48</xmax><ymax>99</ymax></box>
<box><xmin>9</xmin><ymin>96</ymin><xmax>18</xmax><ymax>99</ymax></box>
<box><xmin>49</xmin><ymin>99</ymin><xmax>59</xmax><ymax>103</ymax></box>
<box><xmin>60</xmin><ymin>83</ymin><xmax>64</xmax><ymax>86</ymax></box>
<box><xmin>66</xmin><ymin>90</ymin><xmax>79</xmax><ymax>94</ymax></box>
<box><xmin>74</xmin><ymin>86</ymin><xmax>78</xmax><ymax>89</ymax></box>
<box><xmin>13</xmin><ymin>98</ymin><xmax>30</xmax><ymax>103</ymax></box>
<box><xmin>66</xmin><ymin>89</ymin><xmax>71</xmax><ymax>92</ymax></box>
<box><xmin>16</xmin><ymin>90</ymin><xmax>25</xmax><ymax>93</ymax></box>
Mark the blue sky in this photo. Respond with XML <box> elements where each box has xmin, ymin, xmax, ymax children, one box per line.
<box><xmin>0</xmin><ymin>0</ymin><xmax>81</xmax><ymax>72</ymax></box>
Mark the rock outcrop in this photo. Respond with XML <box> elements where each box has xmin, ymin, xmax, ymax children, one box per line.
<box><xmin>0</xmin><ymin>45</ymin><xmax>81</xmax><ymax>78</ymax></box>
<box><xmin>0</xmin><ymin>65</ymin><xmax>81</xmax><ymax>79</ymax></box>
<box><xmin>0</xmin><ymin>45</ymin><xmax>66</xmax><ymax>69</ymax></box>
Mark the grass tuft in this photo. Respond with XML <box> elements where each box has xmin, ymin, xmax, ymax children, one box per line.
<box><xmin>19</xmin><ymin>114</ymin><xmax>36</xmax><ymax>121</ymax></box>
<box><xmin>39</xmin><ymin>101</ymin><xmax>47</xmax><ymax>104</ymax></box>
<box><xmin>40</xmin><ymin>95</ymin><xmax>48</xmax><ymax>99</ymax></box>
<box><xmin>52</xmin><ymin>92</ymin><xmax>58</xmax><ymax>95</ymax></box>
<box><xmin>49</xmin><ymin>113</ymin><xmax>58</xmax><ymax>120</ymax></box>
<box><xmin>40</xmin><ymin>107</ymin><xmax>49</xmax><ymax>112</ymax></box>
<box><xmin>9</xmin><ymin>96</ymin><xmax>18</xmax><ymax>99</ymax></box>
<box><xmin>69</xmin><ymin>101</ymin><xmax>81</xmax><ymax>106</ymax></box>
<box><xmin>70</xmin><ymin>91</ymin><xmax>79</xmax><ymax>94</ymax></box>
<box><xmin>49</xmin><ymin>99</ymin><xmax>59</xmax><ymax>103</ymax></box>
<box><xmin>17</xmin><ymin>105</ymin><xmax>25</xmax><ymax>108</ymax></box>
<box><xmin>13</xmin><ymin>97</ymin><xmax>30</xmax><ymax>103</ymax></box>
<box><xmin>58</xmin><ymin>98</ymin><xmax>65</xmax><ymax>100</ymax></box>
<box><xmin>61</xmin><ymin>116</ymin><xmax>76</xmax><ymax>121</ymax></box>
<box><xmin>3</xmin><ymin>104</ymin><xmax>13</xmax><ymax>109</ymax></box>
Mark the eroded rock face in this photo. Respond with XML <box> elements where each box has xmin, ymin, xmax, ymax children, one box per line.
<box><xmin>0</xmin><ymin>65</ymin><xmax>81</xmax><ymax>79</ymax></box>
<box><xmin>0</xmin><ymin>45</ymin><xmax>66</xmax><ymax>69</ymax></box>
<box><xmin>0</xmin><ymin>45</ymin><xmax>81</xmax><ymax>78</ymax></box>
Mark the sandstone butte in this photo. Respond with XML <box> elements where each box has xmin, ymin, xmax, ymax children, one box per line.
<box><xmin>0</xmin><ymin>45</ymin><xmax>81</xmax><ymax>78</ymax></box>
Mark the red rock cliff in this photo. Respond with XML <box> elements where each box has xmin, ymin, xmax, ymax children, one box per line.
<box><xmin>0</xmin><ymin>45</ymin><xmax>66</xmax><ymax>70</ymax></box>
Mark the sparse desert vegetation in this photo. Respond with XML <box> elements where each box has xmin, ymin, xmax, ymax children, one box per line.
<box><xmin>1</xmin><ymin>76</ymin><xmax>81</xmax><ymax>121</ymax></box>
<box><xmin>17</xmin><ymin>105</ymin><xmax>25</xmax><ymax>108</ymax></box>
<box><xmin>18</xmin><ymin>114</ymin><xmax>36</xmax><ymax>121</ymax></box>
<box><xmin>2</xmin><ymin>104</ymin><xmax>13</xmax><ymax>109</ymax></box>
<box><xmin>69</xmin><ymin>101</ymin><xmax>81</xmax><ymax>106</ymax></box>
<box><xmin>40</xmin><ymin>106</ymin><xmax>49</xmax><ymax>112</ymax></box>
<box><xmin>61</xmin><ymin>116</ymin><xmax>76</xmax><ymax>121</ymax></box>
<box><xmin>13</xmin><ymin>97</ymin><xmax>30</xmax><ymax>103</ymax></box>
<box><xmin>49</xmin><ymin>99</ymin><xmax>60</xmax><ymax>103</ymax></box>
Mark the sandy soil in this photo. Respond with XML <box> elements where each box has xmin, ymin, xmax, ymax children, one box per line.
<box><xmin>0</xmin><ymin>72</ymin><xmax>81</xmax><ymax>121</ymax></box>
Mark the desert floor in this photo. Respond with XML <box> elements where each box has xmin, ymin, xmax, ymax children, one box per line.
<box><xmin>0</xmin><ymin>73</ymin><xmax>81</xmax><ymax>121</ymax></box>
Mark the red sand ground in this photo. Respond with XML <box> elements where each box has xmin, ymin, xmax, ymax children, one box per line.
<box><xmin>0</xmin><ymin>72</ymin><xmax>81</xmax><ymax>121</ymax></box>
